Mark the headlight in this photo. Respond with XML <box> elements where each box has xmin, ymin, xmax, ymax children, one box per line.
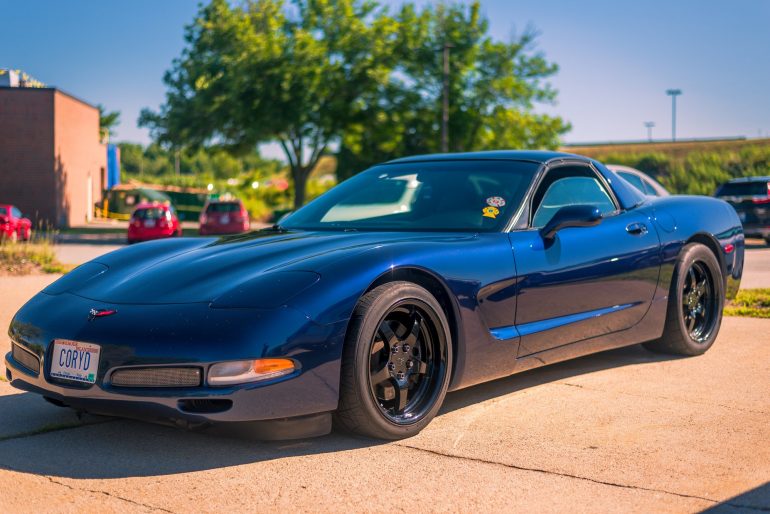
<box><xmin>208</xmin><ymin>358</ymin><xmax>296</xmax><ymax>386</ymax></box>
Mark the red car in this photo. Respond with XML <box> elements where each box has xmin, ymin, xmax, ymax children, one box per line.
<box><xmin>0</xmin><ymin>204</ymin><xmax>32</xmax><ymax>242</ymax></box>
<box><xmin>127</xmin><ymin>203</ymin><xmax>182</xmax><ymax>244</ymax></box>
<box><xmin>199</xmin><ymin>199</ymin><xmax>250</xmax><ymax>235</ymax></box>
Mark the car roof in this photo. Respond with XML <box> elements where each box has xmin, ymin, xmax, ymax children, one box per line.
<box><xmin>725</xmin><ymin>176</ymin><xmax>770</xmax><ymax>183</ymax></box>
<box><xmin>385</xmin><ymin>150</ymin><xmax>588</xmax><ymax>165</ymax></box>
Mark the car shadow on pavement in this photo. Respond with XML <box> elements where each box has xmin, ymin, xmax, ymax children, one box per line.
<box><xmin>0</xmin><ymin>344</ymin><xmax>681</xmax><ymax>480</ymax></box>
<box><xmin>440</xmin><ymin>343</ymin><xmax>682</xmax><ymax>415</ymax></box>
<box><xmin>700</xmin><ymin>481</ymin><xmax>770</xmax><ymax>512</ymax></box>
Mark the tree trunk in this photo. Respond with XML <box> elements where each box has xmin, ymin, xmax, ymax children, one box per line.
<box><xmin>292</xmin><ymin>166</ymin><xmax>309</xmax><ymax>210</ymax></box>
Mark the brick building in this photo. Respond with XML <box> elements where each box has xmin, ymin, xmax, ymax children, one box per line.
<box><xmin>0</xmin><ymin>87</ymin><xmax>106</xmax><ymax>228</ymax></box>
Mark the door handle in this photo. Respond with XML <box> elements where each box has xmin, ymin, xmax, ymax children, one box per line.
<box><xmin>626</xmin><ymin>222</ymin><xmax>648</xmax><ymax>235</ymax></box>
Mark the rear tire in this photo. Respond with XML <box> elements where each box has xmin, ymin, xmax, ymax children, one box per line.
<box><xmin>644</xmin><ymin>243</ymin><xmax>723</xmax><ymax>356</ymax></box>
<box><xmin>334</xmin><ymin>281</ymin><xmax>452</xmax><ymax>440</ymax></box>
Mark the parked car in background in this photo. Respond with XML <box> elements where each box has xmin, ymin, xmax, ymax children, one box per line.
<box><xmin>715</xmin><ymin>176</ymin><xmax>770</xmax><ymax>245</ymax></box>
<box><xmin>0</xmin><ymin>204</ymin><xmax>32</xmax><ymax>242</ymax></box>
<box><xmin>607</xmin><ymin>165</ymin><xmax>669</xmax><ymax>197</ymax></box>
<box><xmin>127</xmin><ymin>203</ymin><xmax>182</xmax><ymax>244</ymax></box>
<box><xmin>199</xmin><ymin>199</ymin><xmax>250</xmax><ymax>236</ymax></box>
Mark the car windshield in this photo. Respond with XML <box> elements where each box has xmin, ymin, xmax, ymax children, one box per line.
<box><xmin>206</xmin><ymin>202</ymin><xmax>242</xmax><ymax>213</ymax></box>
<box><xmin>134</xmin><ymin>208</ymin><xmax>167</xmax><ymax>219</ymax></box>
<box><xmin>715</xmin><ymin>181</ymin><xmax>769</xmax><ymax>197</ymax></box>
<box><xmin>282</xmin><ymin>160</ymin><xmax>539</xmax><ymax>232</ymax></box>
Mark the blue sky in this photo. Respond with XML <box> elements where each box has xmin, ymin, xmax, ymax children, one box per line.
<box><xmin>2</xmin><ymin>0</ymin><xmax>768</xmax><ymax>158</ymax></box>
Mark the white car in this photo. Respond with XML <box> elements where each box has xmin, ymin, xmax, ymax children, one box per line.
<box><xmin>607</xmin><ymin>165</ymin><xmax>669</xmax><ymax>197</ymax></box>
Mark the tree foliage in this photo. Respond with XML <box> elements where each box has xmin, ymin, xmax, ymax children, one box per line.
<box><xmin>118</xmin><ymin>142</ymin><xmax>281</xmax><ymax>180</ymax></box>
<box><xmin>336</xmin><ymin>2</ymin><xmax>569</xmax><ymax>179</ymax></box>
<box><xmin>141</xmin><ymin>0</ymin><xmax>398</xmax><ymax>208</ymax></box>
<box><xmin>141</xmin><ymin>0</ymin><xmax>568</xmax><ymax>206</ymax></box>
<box><xmin>98</xmin><ymin>104</ymin><xmax>121</xmax><ymax>141</ymax></box>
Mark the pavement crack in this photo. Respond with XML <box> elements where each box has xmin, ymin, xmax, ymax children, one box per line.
<box><xmin>559</xmin><ymin>382</ymin><xmax>768</xmax><ymax>415</ymax></box>
<box><xmin>394</xmin><ymin>443</ymin><xmax>765</xmax><ymax>510</ymax></box>
<box><xmin>42</xmin><ymin>474</ymin><xmax>176</xmax><ymax>513</ymax></box>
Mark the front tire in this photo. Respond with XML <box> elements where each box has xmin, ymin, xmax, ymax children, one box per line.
<box><xmin>334</xmin><ymin>281</ymin><xmax>452</xmax><ymax>440</ymax></box>
<box><xmin>644</xmin><ymin>243</ymin><xmax>724</xmax><ymax>356</ymax></box>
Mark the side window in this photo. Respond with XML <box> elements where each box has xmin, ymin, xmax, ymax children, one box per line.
<box><xmin>11</xmin><ymin>207</ymin><xmax>22</xmax><ymax>218</ymax></box>
<box><xmin>531</xmin><ymin>167</ymin><xmax>617</xmax><ymax>229</ymax></box>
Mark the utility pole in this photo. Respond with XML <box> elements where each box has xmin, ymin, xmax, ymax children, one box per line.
<box><xmin>666</xmin><ymin>89</ymin><xmax>682</xmax><ymax>141</ymax></box>
<box><xmin>644</xmin><ymin>121</ymin><xmax>655</xmax><ymax>142</ymax></box>
<box><xmin>441</xmin><ymin>42</ymin><xmax>454</xmax><ymax>153</ymax></box>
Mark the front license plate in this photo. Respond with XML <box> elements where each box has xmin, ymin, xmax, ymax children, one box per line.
<box><xmin>50</xmin><ymin>340</ymin><xmax>100</xmax><ymax>384</ymax></box>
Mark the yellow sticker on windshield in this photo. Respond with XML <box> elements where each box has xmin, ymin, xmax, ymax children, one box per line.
<box><xmin>482</xmin><ymin>206</ymin><xmax>499</xmax><ymax>219</ymax></box>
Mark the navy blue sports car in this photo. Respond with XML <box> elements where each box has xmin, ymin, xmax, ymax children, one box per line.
<box><xmin>5</xmin><ymin>151</ymin><xmax>744</xmax><ymax>440</ymax></box>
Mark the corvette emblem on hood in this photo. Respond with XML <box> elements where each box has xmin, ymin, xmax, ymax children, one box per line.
<box><xmin>88</xmin><ymin>308</ymin><xmax>117</xmax><ymax>321</ymax></box>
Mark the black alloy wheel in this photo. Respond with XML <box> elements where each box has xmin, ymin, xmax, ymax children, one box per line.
<box><xmin>681</xmin><ymin>261</ymin><xmax>718</xmax><ymax>343</ymax></box>
<box><xmin>335</xmin><ymin>281</ymin><xmax>452</xmax><ymax>439</ymax></box>
<box><xmin>644</xmin><ymin>242</ymin><xmax>724</xmax><ymax>356</ymax></box>
<box><xmin>368</xmin><ymin>301</ymin><xmax>444</xmax><ymax>424</ymax></box>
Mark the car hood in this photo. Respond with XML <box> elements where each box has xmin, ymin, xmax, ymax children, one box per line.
<box><xmin>62</xmin><ymin>230</ymin><xmax>466</xmax><ymax>305</ymax></box>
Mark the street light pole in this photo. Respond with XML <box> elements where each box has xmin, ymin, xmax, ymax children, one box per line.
<box><xmin>441</xmin><ymin>41</ymin><xmax>454</xmax><ymax>153</ymax></box>
<box><xmin>666</xmin><ymin>89</ymin><xmax>682</xmax><ymax>142</ymax></box>
<box><xmin>644</xmin><ymin>121</ymin><xmax>655</xmax><ymax>142</ymax></box>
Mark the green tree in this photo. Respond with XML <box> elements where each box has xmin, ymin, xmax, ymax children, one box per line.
<box><xmin>337</xmin><ymin>2</ymin><xmax>569</xmax><ymax>178</ymax></box>
<box><xmin>98</xmin><ymin>104</ymin><xmax>121</xmax><ymax>142</ymax></box>
<box><xmin>141</xmin><ymin>0</ymin><xmax>399</xmax><ymax>208</ymax></box>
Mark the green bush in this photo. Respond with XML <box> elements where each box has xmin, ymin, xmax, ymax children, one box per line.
<box><xmin>595</xmin><ymin>144</ymin><xmax>770</xmax><ymax>195</ymax></box>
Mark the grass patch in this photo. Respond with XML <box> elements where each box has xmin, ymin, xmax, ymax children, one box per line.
<box><xmin>0</xmin><ymin>239</ymin><xmax>72</xmax><ymax>276</ymax></box>
<box><xmin>724</xmin><ymin>288</ymin><xmax>770</xmax><ymax>318</ymax></box>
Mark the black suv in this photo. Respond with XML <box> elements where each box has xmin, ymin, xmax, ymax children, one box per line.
<box><xmin>715</xmin><ymin>177</ymin><xmax>770</xmax><ymax>244</ymax></box>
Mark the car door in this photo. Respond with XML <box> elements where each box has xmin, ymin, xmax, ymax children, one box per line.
<box><xmin>509</xmin><ymin>163</ymin><xmax>661</xmax><ymax>356</ymax></box>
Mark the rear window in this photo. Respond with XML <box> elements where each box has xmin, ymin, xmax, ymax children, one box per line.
<box><xmin>133</xmin><ymin>208</ymin><xmax>167</xmax><ymax>219</ymax></box>
<box><xmin>206</xmin><ymin>202</ymin><xmax>242</xmax><ymax>213</ymax></box>
<box><xmin>716</xmin><ymin>181</ymin><xmax>769</xmax><ymax>197</ymax></box>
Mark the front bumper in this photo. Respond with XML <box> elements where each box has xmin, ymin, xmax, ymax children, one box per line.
<box><xmin>6</xmin><ymin>292</ymin><xmax>347</xmax><ymax>436</ymax></box>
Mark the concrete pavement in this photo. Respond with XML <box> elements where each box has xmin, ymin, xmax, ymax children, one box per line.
<box><xmin>0</xmin><ymin>271</ymin><xmax>768</xmax><ymax>512</ymax></box>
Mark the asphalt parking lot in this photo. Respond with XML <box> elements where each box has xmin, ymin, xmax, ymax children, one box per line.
<box><xmin>0</xmin><ymin>244</ymin><xmax>768</xmax><ymax>512</ymax></box>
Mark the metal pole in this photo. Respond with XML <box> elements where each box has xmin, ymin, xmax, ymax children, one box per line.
<box><xmin>666</xmin><ymin>89</ymin><xmax>682</xmax><ymax>142</ymax></box>
<box><xmin>441</xmin><ymin>42</ymin><xmax>451</xmax><ymax>153</ymax></box>
<box><xmin>644</xmin><ymin>121</ymin><xmax>655</xmax><ymax>142</ymax></box>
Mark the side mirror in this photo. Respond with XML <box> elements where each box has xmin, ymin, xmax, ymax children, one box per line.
<box><xmin>539</xmin><ymin>205</ymin><xmax>602</xmax><ymax>241</ymax></box>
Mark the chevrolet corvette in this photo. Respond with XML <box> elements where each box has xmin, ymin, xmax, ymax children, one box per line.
<box><xmin>5</xmin><ymin>151</ymin><xmax>744</xmax><ymax>440</ymax></box>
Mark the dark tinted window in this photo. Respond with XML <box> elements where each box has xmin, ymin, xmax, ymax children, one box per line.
<box><xmin>133</xmin><ymin>208</ymin><xmax>167</xmax><ymax>219</ymax></box>
<box><xmin>282</xmin><ymin>160</ymin><xmax>539</xmax><ymax>232</ymax></box>
<box><xmin>715</xmin><ymin>181</ymin><xmax>769</xmax><ymax>197</ymax></box>
<box><xmin>206</xmin><ymin>202</ymin><xmax>242</xmax><ymax>213</ymax></box>
<box><xmin>0</xmin><ymin>207</ymin><xmax>7</xmax><ymax>216</ymax></box>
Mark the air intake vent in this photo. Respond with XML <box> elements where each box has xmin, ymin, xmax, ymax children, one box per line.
<box><xmin>12</xmin><ymin>344</ymin><xmax>40</xmax><ymax>374</ymax></box>
<box><xmin>111</xmin><ymin>367</ymin><xmax>201</xmax><ymax>388</ymax></box>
